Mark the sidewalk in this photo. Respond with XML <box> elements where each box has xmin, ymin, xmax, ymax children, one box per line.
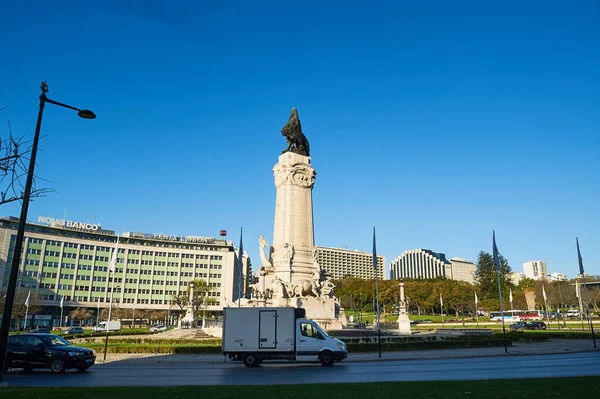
<box><xmin>96</xmin><ymin>339</ymin><xmax>599</xmax><ymax>365</ymax></box>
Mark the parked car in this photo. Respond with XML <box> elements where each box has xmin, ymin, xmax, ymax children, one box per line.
<box><xmin>5</xmin><ymin>333</ymin><xmax>96</xmax><ymax>373</ymax></box>
<box><xmin>509</xmin><ymin>322</ymin><xmax>528</xmax><ymax>331</ymax></box>
<box><xmin>567</xmin><ymin>310</ymin><xmax>580</xmax><ymax>318</ymax></box>
<box><xmin>524</xmin><ymin>321</ymin><xmax>547</xmax><ymax>330</ymax></box>
<box><xmin>64</xmin><ymin>327</ymin><xmax>85</xmax><ymax>335</ymax></box>
<box><xmin>149</xmin><ymin>324</ymin><xmax>168</xmax><ymax>333</ymax></box>
<box><xmin>29</xmin><ymin>327</ymin><xmax>50</xmax><ymax>333</ymax></box>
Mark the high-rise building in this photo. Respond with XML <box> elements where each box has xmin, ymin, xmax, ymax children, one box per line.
<box><xmin>315</xmin><ymin>246</ymin><xmax>384</xmax><ymax>280</ymax></box>
<box><xmin>389</xmin><ymin>249</ymin><xmax>452</xmax><ymax>280</ymax></box>
<box><xmin>522</xmin><ymin>260</ymin><xmax>547</xmax><ymax>280</ymax></box>
<box><xmin>0</xmin><ymin>215</ymin><xmax>246</xmax><ymax>327</ymax></box>
<box><xmin>448</xmin><ymin>257</ymin><xmax>476</xmax><ymax>284</ymax></box>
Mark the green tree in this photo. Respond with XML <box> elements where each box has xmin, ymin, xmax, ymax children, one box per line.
<box><xmin>189</xmin><ymin>279</ymin><xmax>211</xmax><ymax>317</ymax></box>
<box><xmin>475</xmin><ymin>251</ymin><xmax>512</xmax><ymax>301</ymax></box>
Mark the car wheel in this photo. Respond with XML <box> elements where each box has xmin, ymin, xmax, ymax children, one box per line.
<box><xmin>50</xmin><ymin>357</ymin><xmax>66</xmax><ymax>373</ymax></box>
<box><xmin>242</xmin><ymin>353</ymin><xmax>260</xmax><ymax>368</ymax></box>
<box><xmin>320</xmin><ymin>351</ymin><xmax>335</xmax><ymax>367</ymax></box>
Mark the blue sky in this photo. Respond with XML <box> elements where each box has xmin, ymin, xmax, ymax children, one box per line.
<box><xmin>1</xmin><ymin>1</ymin><xmax>598</xmax><ymax>279</ymax></box>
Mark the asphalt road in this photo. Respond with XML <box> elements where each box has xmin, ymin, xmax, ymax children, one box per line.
<box><xmin>4</xmin><ymin>352</ymin><xmax>600</xmax><ymax>387</ymax></box>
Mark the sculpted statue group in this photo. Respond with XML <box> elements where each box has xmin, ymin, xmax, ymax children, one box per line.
<box><xmin>281</xmin><ymin>108</ymin><xmax>310</xmax><ymax>157</ymax></box>
<box><xmin>250</xmin><ymin>236</ymin><xmax>335</xmax><ymax>301</ymax></box>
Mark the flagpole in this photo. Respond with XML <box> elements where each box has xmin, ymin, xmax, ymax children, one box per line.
<box><xmin>582</xmin><ymin>280</ymin><xmax>597</xmax><ymax>348</ymax></box>
<box><xmin>237</xmin><ymin>227</ymin><xmax>244</xmax><ymax>308</ymax></box>
<box><xmin>576</xmin><ymin>278</ymin><xmax>584</xmax><ymax>330</ymax></box>
<box><xmin>493</xmin><ymin>231</ymin><xmax>508</xmax><ymax>354</ymax></box>
<box><xmin>543</xmin><ymin>286</ymin><xmax>551</xmax><ymax>329</ymax></box>
<box><xmin>104</xmin><ymin>235</ymin><xmax>119</xmax><ymax>361</ymax></box>
<box><xmin>576</xmin><ymin>237</ymin><xmax>596</xmax><ymax>348</ymax></box>
<box><xmin>60</xmin><ymin>296</ymin><xmax>64</xmax><ymax>328</ymax></box>
<box><xmin>373</xmin><ymin>227</ymin><xmax>381</xmax><ymax>359</ymax></box>
<box><xmin>24</xmin><ymin>290</ymin><xmax>30</xmax><ymax>331</ymax></box>
<box><xmin>440</xmin><ymin>293</ymin><xmax>444</xmax><ymax>329</ymax></box>
<box><xmin>475</xmin><ymin>292</ymin><xmax>479</xmax><ymax>329</ymax></box>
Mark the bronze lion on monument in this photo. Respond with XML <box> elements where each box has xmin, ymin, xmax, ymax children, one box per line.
<box><xmin>281</xmin><ymin>108</ymin><xmax>310</xmax><ymax>157</ymax></box>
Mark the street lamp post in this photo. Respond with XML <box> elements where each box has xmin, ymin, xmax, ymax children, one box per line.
<box><xmin>0</xmin><ymin>82</ymin><xmax>95</xmax><ymax>383</ymax></box>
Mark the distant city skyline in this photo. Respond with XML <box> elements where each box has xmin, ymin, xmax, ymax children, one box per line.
<box><xmin>1</xmin><ymin>2</ymin><xmax>598</xmax><ymax>279</ymax></box>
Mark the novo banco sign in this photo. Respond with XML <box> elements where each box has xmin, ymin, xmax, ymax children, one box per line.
<box><xmin>37</xmin><ymin>216</ymin><xmax>102</xmax><ymax>231</ymax></box>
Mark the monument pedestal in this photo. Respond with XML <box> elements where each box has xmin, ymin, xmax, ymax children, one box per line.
<box><xmin>397</xmin><ymin>312</ymin><xmax>412</xmax><ymax>335</ymax></box>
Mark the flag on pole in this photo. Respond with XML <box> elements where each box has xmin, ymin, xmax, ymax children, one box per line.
<box><xmin>474</xmin><ymin>292</ymin><xmax>478</xmax><ymax>304</ymax></box>
<box><xmin>237</xmin><ymin>227</ymin><xmax>244</xmax><ymax>305</ymax></box>
<box><xmin>576</xmin><ymin>237</ymin><xmax>585</xmax><ymax>276</ymax></box>
<box><xmin>372</xmin><ymin>228</ymin><xmax>377</xmax><ymax>271</ymax></box>
<box><xmin>509</xmin><ymin>288</ymin><xmax>513</xmax><ymax>303</ymax></box>
<box><xmin>492</xmin><ymin>230</ymin><xmax>500</xmax><ymax>271</ymax></box>
<box><xmin>60</xmin><ymin>296</ymin><xmax>64</xmax><ymax>309</ymax></box>
<box><xmin>108</xmin><ymin>236</ymin><xmax>120</xmax><ymax>275</ymax></box>
<box><xmin>24</xmin><ymin>290</ymin><xmax>31</xmax><ymax>307</ymax></box>
<box><xmin>542</xmin><ymin>285</ymin><xmax>547</xmax><ymax>302</ymax></box>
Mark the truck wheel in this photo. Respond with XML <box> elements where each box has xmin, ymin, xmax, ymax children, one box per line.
<box><xmin>242</xmin><ymin>353</ymin><xmax>260</xmax><ymax>368</ymax></box>
<box><xmin>320</xmin><ymin>351</ymin><xmax>335</xmax><ymax>367</ymax></box>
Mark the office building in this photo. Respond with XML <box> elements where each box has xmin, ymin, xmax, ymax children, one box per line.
<box><xmin>448</xmin><ymin>257</ymin><xmax>476</xmax><ymax>284</ymax></box>
<box><xmin>389</xmin><ymin>249</ymin><xmax>452</xmax><ymax>280</ymax></box>
<box><xmin>0</xmin><ymin>215</ymin><xmax>247</xmax><ymax>326</ymax></box>
<box><xmin>315</xmin><ymin>246</ymin><xmax>385</xmax><ymax>280</ymax></box>
<box><xmin>523</xmin><ymin>260</ymin><xmax>547</xmax><ymax>280</ymax></box>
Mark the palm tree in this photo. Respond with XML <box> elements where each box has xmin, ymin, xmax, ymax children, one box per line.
<box><xmin>519</xmin><ymin>278</ymin><xmax>536</xmax><ymax>310</ymax></box>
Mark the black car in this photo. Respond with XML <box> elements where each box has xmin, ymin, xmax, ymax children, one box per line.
<box><xmin>524</xmin><ymin>321</ymin><xmax>547</xmax><ymax>330</ymax></box>
<box><xmin>509</xmin><ymin>321</ymin><xmax>528</xmax><ymax>331</ymax></box>
<box><xmin>64</xmin><ymin>327</ymin><xmax>85</xmax><ymax>335</ymax></box>
<box><xmin>5</xmin><ymin>333</ymin><xmax>96</xmax><ymax>373</ymax></box>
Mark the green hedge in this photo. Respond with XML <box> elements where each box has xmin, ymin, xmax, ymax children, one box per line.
<box><xmin>80</xmin><ymin>336</ymin><xmax>512</xmax><ymax>354</ymax></box>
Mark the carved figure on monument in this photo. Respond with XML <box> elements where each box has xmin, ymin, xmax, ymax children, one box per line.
<box><xmin>258</xmin><ymin>236</ymin><xmax>272</xmax><ymax>267</ymax></box>
<box><xmin>320</xmin><ymin>279</ymin><xmax>335</xmax><ymax>298</ymax></box>
<box><xmin>281</xmin><ymin>108</ymin><xmax>310</xmax><ymax>156</ymax></box>
<box><xmin>271</xmin><ymin>276</ymin><xmax>289</xmax><ymax>298</ymax></box>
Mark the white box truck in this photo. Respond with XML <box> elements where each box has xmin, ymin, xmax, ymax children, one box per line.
<box><xmin>93</xmin><ymin>321</ymin><xmax>121</xmax><ymax>332</ymax></box>
<box><xmin>222</xmin><ymin>307</ymin><xmax>347</xmax><ymax>367</ymax></box>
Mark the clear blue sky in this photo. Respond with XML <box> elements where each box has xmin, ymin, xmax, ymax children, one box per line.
<box><xmin>1</xmin><ymin>1</ymin><xmax>598</xmax><ymax>279</ymax></box>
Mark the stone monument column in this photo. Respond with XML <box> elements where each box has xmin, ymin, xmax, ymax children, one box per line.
<box><xmin>272</xmin><ymin>152</ymin><xmax>317</xmax><ymax>284</ymax></box>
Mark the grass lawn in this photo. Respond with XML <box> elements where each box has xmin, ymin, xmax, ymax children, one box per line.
<box><xmin>4</xmin><ymin>378</ymin><xmax>599</xmax><ymax>398</ymax></box>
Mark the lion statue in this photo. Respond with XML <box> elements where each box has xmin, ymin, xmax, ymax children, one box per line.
<box><xmin>282</xmin><ymin>108</ymin><xmax>310</xmax><ymax>156</ymax></box>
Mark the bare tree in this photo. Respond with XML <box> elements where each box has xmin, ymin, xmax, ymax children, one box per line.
<box><xmin>0</xmin><ymin>113</ymin><xmax>54</xmax><ymax>205</ymax></box>
<box><xmin>70</xmin><ymin>307</ymin><xmax>93</xmax><ymax>324</ymax></box>
<box><xmin>0</xmin><ymin>289</ymin><xmax>42</xmax><ymax>329</ymax></box>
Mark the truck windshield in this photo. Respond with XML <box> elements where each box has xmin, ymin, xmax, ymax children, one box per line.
<box><xmin>313</xmin><ymin>323</ymin><xmax>329</xmax><ymax>337</ymax></box>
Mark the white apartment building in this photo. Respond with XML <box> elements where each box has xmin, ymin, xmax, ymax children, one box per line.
<box><xmin>523</xmin><ymin>260</ymin><xmax>547</xmax><ymax>280</ymax></box>
<box><xmin>315</xmin><ymin>246</ymin><xmax>385</xmax><ymax>280</ymax></box>
<box><xmin>548</xmin><ymin>272</ymin><xmax>568</xmax><ymax>281</ymax></box>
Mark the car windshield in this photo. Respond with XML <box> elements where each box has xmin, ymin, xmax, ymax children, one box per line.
<box><xmin>46</xmin><ymin>335</ymin><xmax>72</xmax><ymax>346</ymax></box>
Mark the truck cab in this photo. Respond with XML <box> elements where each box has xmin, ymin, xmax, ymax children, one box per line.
<box><xmin>222</xmin><ymin>307</ymin><xmax>347</xmax><ymax>367</ymax></box>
